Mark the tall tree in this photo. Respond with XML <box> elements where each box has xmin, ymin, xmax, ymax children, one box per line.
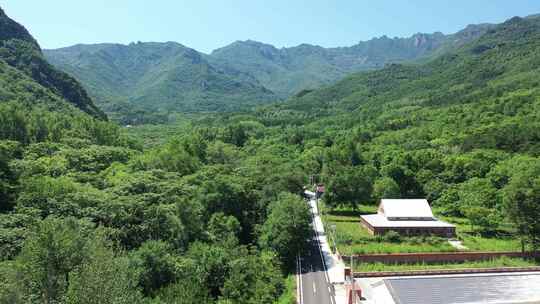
<box><xmin>503</xmin><ymin>163</ymin><xmax>540</xmax><ymax>251</ymax></box>
<box><xmin>372</xmin><ymin>177</ymin><xmax>400</xmax><ymax>200</ymax></box>
<box><xmin>14</xmin><ymin>217</ymin><xmax>92</xmax><ymax>303</ymax></box>
<box><xmin>65</xmin><ymin>236</ymin><xmax>143</xmax><ymax>304</ymax></box>
<box><xmin>258</xmin><ymin>193</ymin><xmax>312</xmax><ymax>270</ymax></box>
<box><xmin>129</xmin><ymin>240</ymin><xmax>178</xmax><ymax>296</ymax></box>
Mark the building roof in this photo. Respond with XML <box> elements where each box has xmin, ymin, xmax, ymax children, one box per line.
<box><xmin>382</xmin><ymin>273</ymin><xmax>540</xmax><ymax>304</ymax></box>
<box><xmin>361</xmin><ymin>214</ymin><xmax>455</xmax><ymax>228</ymax></box>
<box><xmin>380</xmin><ymin>199</ymin><xmax>434</xmax><ymax>220</ymax></box>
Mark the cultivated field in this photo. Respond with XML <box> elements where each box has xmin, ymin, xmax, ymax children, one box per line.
<box><xmin>350</xmin><ymin>256</ymin><xmax>538</xmax><ymax>272</ymax></box>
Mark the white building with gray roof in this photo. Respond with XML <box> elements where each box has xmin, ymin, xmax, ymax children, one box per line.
<box><xmin>360</xmin><ymin>199</ymin><xmax>456</xmax><ymax>237</ymax></box>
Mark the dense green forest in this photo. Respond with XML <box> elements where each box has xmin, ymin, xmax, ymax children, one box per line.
<box><xmin>1</xmin><ymin>6</ymin><xmax>540</xmax><ymax>304</ymax></box>
<box><xmin>252</xmin><ymin>15</ymin><xmax>540</xmax><ymax>248</ymax></box>
<box><xmin>0</xmin><ymin>8</ymin><xmax>313</xmax><ymax>303</ymax></box>
<box><xmin>195</xmin><ymin>15</ymin><xmax>540</xmax><ymax>249</ymax></box>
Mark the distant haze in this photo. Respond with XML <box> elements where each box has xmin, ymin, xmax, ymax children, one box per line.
<box><xmin>3</xmin><ymin>0</ymin><xmax>540</xmax><ymax>53</ymax></box>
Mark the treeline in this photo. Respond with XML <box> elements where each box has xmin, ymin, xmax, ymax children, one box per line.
<box><xmin>0</xmin><ymin>102</ymin><xmax>132</xmax><ymax>146</ymax></box>
<box><xmin>0</xmin><ymin>102</ymin><xmax>314</xmax><ymax>303</ymax></box>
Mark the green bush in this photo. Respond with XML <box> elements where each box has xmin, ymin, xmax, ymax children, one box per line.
<box><xmin>382</xmin><ymin>231</ymin><xmax>402</xmax><ymax>243</ymax></box>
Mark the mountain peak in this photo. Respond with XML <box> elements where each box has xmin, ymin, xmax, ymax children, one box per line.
<box><xmin>211</xmin><ymin>39</ymin><xmax>280</xmax><ymax>61</ymax></box>
<box><xmin>214</xmin><ymin>39</ymin><xmax>278</xmax><ymax>51</ymax></box>
<box><xmin>0</xmin><ymin>6</ymin><xmax>39</xmax><ymax>49</ymax></box>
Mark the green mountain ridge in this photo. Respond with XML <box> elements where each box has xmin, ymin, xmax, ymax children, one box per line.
<box><xmin>209</xmin><ymin>23</ymin><xmax>494</xmax><ymax>97</ymax></box>
<box><xmin>44</xmin><ymin>21</ymin><xmax>496</xmax><ymax>119</ymax></box>
<box><xmin>45</xmin><ymin>41</ymin><xmax>278</xmax><ymax>118</ymax></box>
<box><xmin>269</xmin><ymin>15</ymin><xmax>540</xmax><ymax>122</ymax></box>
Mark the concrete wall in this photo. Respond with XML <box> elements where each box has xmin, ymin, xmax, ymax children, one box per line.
<box><xmin>354</xmin><ymin>266</ymin><xmax>540</xmax><ymax>278</ymax></box>
<box><xmin>373</xmin><ymin>226</ymin><xmax>455</xmax><ymax>238</ymax></box>
<box><xmin>343</xmin><ymin>251</ymin><xmax>539</xmax><ymax>264</ymax></box>
<box><xmin>360</xmin><ymin>216</ymin><xmax>375</xmax><ymax>235</ymax></box>
<box><xmin>360</xmin><ymin>216</ymin><xmax>456</xmax><ymax>237</ymax></box>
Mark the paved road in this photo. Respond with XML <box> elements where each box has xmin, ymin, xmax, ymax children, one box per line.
<box><xmin>297</xmin><ymin>197</ymin><xmax>336</xmax><ymax>304</ymax></box>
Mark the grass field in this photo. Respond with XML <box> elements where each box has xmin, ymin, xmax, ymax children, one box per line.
<box><xmin>275</xmin><ymin>275</ymin><xmax>296</xmax><ymax>304</ymax></box>
<box><xmin>437</xmin><ymin>215</ymin><xmax>522</xmax><ymax>252</ymax></box>
<box><xmin>350</xmin><ymin>256</ymin><xmax>538</xmax><ymax>272</ymax></box>
<box><xmin>322</xmin><ymin>204</ymin><xmax>522</xmax><ymax>255</ymax></box>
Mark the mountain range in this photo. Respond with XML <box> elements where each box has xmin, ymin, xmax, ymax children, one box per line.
<box><xmin>208</xmin><ymin>23</ymin><xmax>493</xmax><ymax>97</ymax></box>
<box><xmin>263</xmin><ymin>14</ymin><xmax>540</xmax><ymax>146</ymax></box>
<box><xmin>44</xmin><ymin>42</ymin><xmax>277</xmax><ymax>117</ymax></box>
<box><xmin>44</xmin><ymin>22</ymin><xmax>495</xmax><ymax>120</ymax></box>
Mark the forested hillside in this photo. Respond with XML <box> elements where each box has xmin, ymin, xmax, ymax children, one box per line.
<box><xmin>249</xmin><ymin>15</ymin><xmax>540</xmax><ymax>246</ymax></box>
<box><xmin>0</xmin><ymin>8</ymin><xmax>105</xmax><ymax>119</ymax></box>
<box><xmin>0</xmin><ymin>8</ymin><xmax>313</xmax><ymax>303</ymax></box>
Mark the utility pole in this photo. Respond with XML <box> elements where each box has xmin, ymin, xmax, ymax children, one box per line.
<box><xmin>351</xmin><ymin>254</ymin><xmax>355</xmax><ymax>304</ymax></box>
<box><xmin>314</xmin><ymin>185</ymin><xmax>319</xmax><ymax>216</ymax></box>
<box><xmin>331</xmin><ymin>224</ymin><xmax>337</xmax><ymax>253</ymax></box>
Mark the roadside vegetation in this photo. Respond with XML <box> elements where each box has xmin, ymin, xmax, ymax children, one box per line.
<box><xmin>351</xmin><ymin>256</ymin><xmax>539</xmax><ymax>273</ymax></box>
<box><xmin>275</xmin><ymin>275</ymin><xmax>297</xmax><ymax>304</ymax></box>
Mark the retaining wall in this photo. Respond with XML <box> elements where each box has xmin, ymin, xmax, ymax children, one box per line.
<box><xmin>343</xmin><ymin>251</ymin><xmax>539</xmax><ymax>264</ymax></box>
<box><xmin>354</xmin><ymin>266</ymin><xmax>540</xmax><ymax>278</ymax></box>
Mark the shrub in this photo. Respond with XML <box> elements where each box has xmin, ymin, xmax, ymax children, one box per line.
<box><xmin>383</xmin><ymin>231</ymin><xmax>401</xmax><ymax>243</ymax></box>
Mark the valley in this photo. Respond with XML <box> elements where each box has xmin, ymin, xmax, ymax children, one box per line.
<box><xmin>0</xmin><ymin>4</ymin><xmax>540</xmax><ymax>304</ymax></box>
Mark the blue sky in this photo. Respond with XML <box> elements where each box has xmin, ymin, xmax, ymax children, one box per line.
<box><xmin>3</xmin><ymin>0</ymin><xmax>540</xmax><ymax>53</ymax></box>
